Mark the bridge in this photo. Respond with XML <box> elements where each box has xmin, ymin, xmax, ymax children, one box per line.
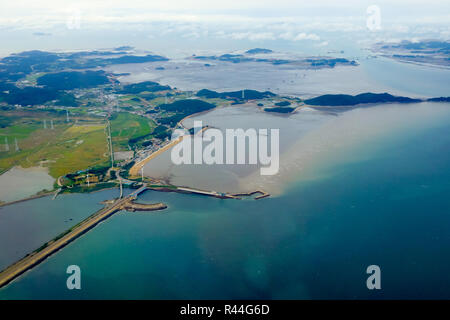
<box><xmin>0</xmin><ymin>184</ymin><xmax>151</xmax><ymax>289</ymax></box>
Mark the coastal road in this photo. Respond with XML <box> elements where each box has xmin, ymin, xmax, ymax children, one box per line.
<box><xmin>0</xmin><ymin>186</ymin><xmax>146</xmax><ymax>289</ymax></box>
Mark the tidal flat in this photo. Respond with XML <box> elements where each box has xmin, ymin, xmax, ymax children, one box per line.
<box><xmin>0</xmin><ymin>166</ymin><xmax>54</xmax><ymax>203</ymax></box>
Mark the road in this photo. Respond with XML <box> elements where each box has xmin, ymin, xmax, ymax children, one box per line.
<box><xmin>0</xmin><ymin>186</ymin><xmax>146</xmax><ymax>289</ymax></box>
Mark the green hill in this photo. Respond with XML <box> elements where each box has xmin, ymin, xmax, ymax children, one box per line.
<box><xmin>305</xmin><ymin>93</ymin><xmax>422</xmax><ymax>106</ymax></box>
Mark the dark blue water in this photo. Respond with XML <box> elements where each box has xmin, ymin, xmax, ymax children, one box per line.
<box><xmin>0</xmin><ymin>103</ymin><xmax>449</xmax><ymax>299</ymax></box>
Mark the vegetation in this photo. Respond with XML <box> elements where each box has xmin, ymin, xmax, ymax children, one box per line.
<box><xmin>194</xmin><ymin>52</ymin><xmax>356</xmax><ymax>67</ymax></box>
<box><xmin>264</xmin><ymin>107</ymin><xmax>296</xmax><ymax>113</ymax></box>
<box><xmin>245</xmin><ymin>48</ymin><xmax>273</xmax><ymax>54</ymax></box>
<box><xmin>116</xmin><ymin>81</ymin><xmax>171</xmax><ymax>94</ymax></box>
<box><xmin>110</xmin><ymin>113</ymin><xmax>156</xmax><ymax>150</ymax></box>
<box><xmin>0</xmin><ymin>110</ymin><xmax>108</xmax><ymax>177</ymax></box>
<box><xmin>197</xmin><ymin>89</ymin><xmax>275</xmax><ymax>100</ymax></box>
<box><xmin>37</xmin><ymin>71</ymin><xmax>110</xmax><ymax>90</ymax></box>
<box><xmin>0</xmin><ymin>86</ymin><xmax>62</xmax><ymax>105</ymax></box>
<box><xmin>62</xmin><ymin>182</ymin><xmax>117</xmax><ymax>194</ymax></box>
<box><xmin>54</xmin><ymin>93</ymin><xmax>80</xmax><ymax>107</ymax></box>
<box><xmin>275</xmin><ymin>101</ymin><xmax>291</xmax><ymax>106</ymax></box>
<box><xmin>152</xmin><ymin>125</ymin><xmax>171</xmax><ymax>140</ymax></box>
<box><xmin>427</xmin><ymin>97</ymin><xmax>450</xmax><ymax>102</ymax></box>
<box><xmin>156</xmin><ymin>99</ymin><xmax>216</xmax><ymax>127</ymax></box>
<box><xmin>0</xmin><ymin>50</ymin><xmax>169</xmax><ymax>82</ymax></box>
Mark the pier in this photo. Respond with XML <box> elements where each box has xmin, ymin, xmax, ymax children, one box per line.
<box><xmin>232</xmin><ymin>190</ymin><xmax>270</xmax><ymax>200</ymax></box>
<box><xmin>176</xmin><ymin>187</ymin><xmax>237</xmax><ymax>199</ymax></box>
<box><xmin>0</xmin><ymin>184</ymin><xmax>162</xmax><ymax>289</ymax></box>
<box><xmin>147</xmin><ymin>185</ymin><xmax>269</xmax><ymax>200</ymax></box>
<box><xmin>0</xmin><ymin>183</ymin><xmax>269</xmax><ymax>288</ymax></box>
<box><xmin>122</xmin><ymin>201</ymin><xmax>167</xmax><ymax>212</ymax></box>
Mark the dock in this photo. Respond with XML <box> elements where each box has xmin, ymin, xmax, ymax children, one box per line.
<box><xmin>232</xmin><ymin>190</ymin><xmax>270</xmax><ymax>200</ymax></box>
<box><xmin>176</xmin><ymin>187</ymin><xmax>237</xmax><ymax>199</ymax></box>
<box><xmin>0</xmin><ymin>184</ymin><xmax>163</xmax><ymax>289</ymax></box>
<box><xmin>0</xmin><ymin>183</ymin><xmax>269</xmax><ymax>288</ymax></box>
<box><xmin>122</xmin><ymin>201</ymin><xmax>167</xmax><ymax>212</ymax></box>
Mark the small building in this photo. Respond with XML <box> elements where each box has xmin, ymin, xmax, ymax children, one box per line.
<box><xmin>86</xmin><ymin>174</ymin><xmax>99</xmax><ymax>183</ymax></box>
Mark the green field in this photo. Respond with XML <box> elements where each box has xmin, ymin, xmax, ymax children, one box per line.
<box><xmin>0</xmin><ymin>110</ymin><xmax>109</xmax><ymax>178</ymax></box>
<box><xmin>24</xmin><ymin>72</ymin><xmax>46</xmax><ymax>85</ymax></box>
<box><xmin>110</xmin><ymin>112</ymin><xmax>156</xmax><ymax>151</ymax></box>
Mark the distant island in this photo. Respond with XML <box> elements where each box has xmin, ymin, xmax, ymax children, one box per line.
<box><xmin>264</xmin><ymin>107</ymin><xmax>296</xmax><ymax>114</ymax></box>
<box><xmin>274</xmin><ymin>101</ymin><xmax>291</xmax><ymax>107</ymax></box>
<box><xmin>0</xmin><ymin>47</ymin><xmax>448</xmax><ymax>195</ymax></box>
<box><xmin>0</xmin><ymin>49</ymin><xmax>168</xmax><ymax>83</ymax></box>
<box><xmin>197</xmin><ymin>89</ymin><xmax>275</xmax><ymax>100</ymax></box>
<box><xmin>245</xmin><ymin>48</ymin><xmax>273</xmax><ymax>54</ymax></box>
<box><xmin>193</xmin><ymin>51</ymin><xmax>358</xmax><ymax>68</ymax></box>
<box><xmin>372</xmin><ymin>40</ymin><xmax>450</xmax><ymax>68</ymax></box>
<box><xmin>305</xmin><ymin>93</ymin><xmax>421</xmax><ymax>106</ymax></box>
<box><xmin>0</xmin><ymin>48</ymin><xmax>171</xmax><ymax>106</ymax></box>
<box><xmin>427</xmin><ymin>97</ymin><xmax>450</xmax><ymax>102</ymax></box>
<box><xmin>115</xmin><ymin>81</ymin><xmax>171</xmax><ymax>94</ymax></box>
<box><xmin>305</xmin><ymin>92</ymin><xmax>450</xmax><ymax>106</ymax></box>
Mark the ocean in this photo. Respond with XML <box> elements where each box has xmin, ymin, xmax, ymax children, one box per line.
<box><xmin>1</xmin><ymin>101</ymin><xmax>449</xmax><ymax>299</ymax></box>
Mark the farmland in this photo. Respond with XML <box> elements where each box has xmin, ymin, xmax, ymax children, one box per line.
<box><xmin>109</xmin><ymin>112</ymin><xmax>156</xmax><ymax>151</ymax></box>
<box><xmin>0</xmin><ymin>110</ymin><xmax>108</xmax><ymax>178</ymax></box>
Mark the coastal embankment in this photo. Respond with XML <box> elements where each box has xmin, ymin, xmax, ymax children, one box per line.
<box><xmin>129</xmin><ymin>137</ymin><xmax>183</xmax><ymax>177</ymax></box>
<box><xmin>0</xmin><ymin>191</ymin><xmax>54</xmax><ymax>208</ymax></box>
<box><xmin>232</xmin><ymin>190</ymin><xmax>270</xmax><ymax>200</ymax></box>
<box><xmin>0</xmin><ymin>186</ymin><xmax>166</xmax><ymax>289</ymax></box>
<box><xmin>129</xmin><ymin>126</ymin><xmax>209</xmax><ymax>177</ymax></box>
<box><xmin>122</xmin><ymin>201</ymin><xmax>167</xmax><ymax>212</ymax></box>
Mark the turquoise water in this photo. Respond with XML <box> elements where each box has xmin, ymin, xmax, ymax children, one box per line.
<box><xmin>0</xmin><ymin>103</ymin><xmax>449</xmax><ymax>299</ymax></box>
<box><xmin>0</xmin><ymin>189</ymin><xmax>123</xmax><ymax>270</ymax></box>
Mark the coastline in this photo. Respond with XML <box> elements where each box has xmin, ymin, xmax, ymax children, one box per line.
<box><xmin>0</xmin><ymin>191</ymin><xmax>54</xmax><ymax>208</ymax></box>
<box><xmin>0</xmin><ymin>166</ymin><xmax>55</xmax><ymax>203</ymax></box>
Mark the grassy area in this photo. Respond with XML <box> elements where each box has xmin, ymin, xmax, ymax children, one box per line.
<box><xmin>110</xmin><ymin>112</ymin><xmax>156</xmax><ymax>151</ymax></box>
<box><xmin>0</xmin><ymin>110</ymin><xmax>109</xmax><ymax>177</ymax></box>
<box><xmin>118</xmin><ymin>95</ymin><xmax>145</xmax><ymax>107</ymax></box>
<box><xmin>197</xmin><ymin>97</ymin><xmax>231</xmax><ymax>106</ymax></box>
<box><xmin>24</xmin><ymin>72</ymin><xmax>46</xmax><ymax>85</ymax></box>
<box><xmin>62</xmin><ymin>182</ymin><xmax>118</xmax><ymax>194</ymax></box>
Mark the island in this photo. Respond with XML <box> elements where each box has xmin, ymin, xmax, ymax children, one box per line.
<box><xmin>372</xmin><ymin>40</ymin><xmax>450</xmax><ymax>68</ymax></box>
<box><xmin>0</xmin><ymin>47</ymin><xmax>448</xmax><ymax>291</ymax></box>
<box><xmin>192</xmin><ymin>50</ymin><xmax>358</xmax><ymax>68</ymax></box>
<box><xmin>304</xmin><ymin>92</ymin><xmax>422</xmax><ymax>106</ymax></box>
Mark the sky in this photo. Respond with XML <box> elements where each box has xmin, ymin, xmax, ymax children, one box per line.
<box><xmin>0</xmin><ymin>0</ymin><xmax>449</xmax><ymax>56</ymax></box>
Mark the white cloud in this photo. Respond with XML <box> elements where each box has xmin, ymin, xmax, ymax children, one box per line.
<box><xmin>229</xmin><ymin>32</ymin><xmax>276</xmax><ymax>41</ymax></box>
<box><xmin>316</xmin><ymin>41</ymin><xmax>329</xmax><ymax>47</ymax></box>
<box><xmin>279</xmin><ymin>32</ymin><xmax>320</xmax><ymax>41</ymax></box>
<box><xmin>0</xmin><ymin>0</ymin><xmax>448</xmax><ymax>49</ymax></box>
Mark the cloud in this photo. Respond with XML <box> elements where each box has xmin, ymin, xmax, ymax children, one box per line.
<box><xmin>280</xmin><ymin>32</ymin><xmax>320</xmax><ymax>41</ymax></box>
<box><xmin>32</xmin><ymin>32</ymin><xmax>52</xmax><ymax>36</ymax></box>
<box><xmin>0</xmin><ymin>0</ymin><xmax>448</xmax><ymax>49</ymax></box>
<box><xmin>316</xmin><ymin>41</ymin><xmax>329</xmax><ymax>47</ymax></box>
<box><xmin>229</xmin><ymin>32</ymin><xmax>276</xmax><ymax>41</ymax></box>
<box><xmin>392</xmin><ymin>25</ymin><xmax>410</xmax><ymax>33</ymax></box>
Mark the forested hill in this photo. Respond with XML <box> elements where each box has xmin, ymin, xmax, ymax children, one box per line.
<box><xmin>197</xmin><ymin>89</ymin><xmax>275</xmax><ymax>100</ymax></box>
<box><xmin>304</xmin><ymin>93</ymin><xmax>422</xmax><ymax>106</ymax></box>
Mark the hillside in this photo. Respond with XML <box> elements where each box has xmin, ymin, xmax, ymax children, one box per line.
<box><xmin>197</xmin><ymin>89</ymin><xmax>275</xmax><ymax>100</ymax></box>
<box><xmin>305</xmin><ymin>92</ymin><xmax>422</xmax><ymax>106</ymax></box>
